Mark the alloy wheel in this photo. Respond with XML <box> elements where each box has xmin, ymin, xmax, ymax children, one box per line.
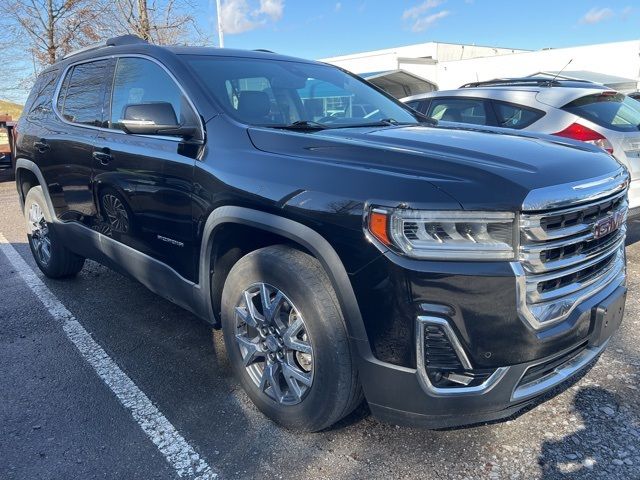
<box><xmin>234</xmin><ymin>283</ymin><xmax>314</xmax><ymax>405</ymax></box>
<box><xmin>28</xmin><ymin>202</ymin><xmax>51</xmax><ymax>266</ymax></box>
<box><xmin>102</xmin><ymin>194</ymin><xmax>129</xmax><ymax>233</ymax></box>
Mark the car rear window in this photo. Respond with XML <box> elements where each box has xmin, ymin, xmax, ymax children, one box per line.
<box><xmin>562</xmin><ymin>92</ymin><xmax>640</xmax><ymax>132</ymax></box>
<box><xmin>493</xmin><ymin>101</ymin><xmax>544</xmax><ymax>129</ymax></box>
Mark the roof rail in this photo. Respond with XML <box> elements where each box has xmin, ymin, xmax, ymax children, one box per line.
<box><xmin>253</xmin><ymin>49</ymin><xmax>275</xmax><ymax>53</ymax></box>
<box><xmin>63</xmin><ymin>35</ymin><xmax>147</xmax><ymax>60</ymax></box>
<box><xmin>460</xmin><ymin>77</ymin><xmax>593</xmax><ymax>89</ymax></box>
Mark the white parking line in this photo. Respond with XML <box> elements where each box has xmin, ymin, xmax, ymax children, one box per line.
<box><xmin>0</xmin><ymin>234</ymin><xmax>217</xmax><ymax>480</ymax></box>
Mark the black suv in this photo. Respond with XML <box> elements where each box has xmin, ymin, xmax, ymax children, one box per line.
<box><xmin>15</xmin><ymin>35</ymin><xmax>629</xmax><ymax>431</ymax></box>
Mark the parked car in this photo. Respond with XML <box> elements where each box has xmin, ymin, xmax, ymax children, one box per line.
<box><xmin>0</xmin><ymin>116</ymin><xmax>16</xmax><ymax>171</ymax></box>
<box><xmin>402</xmin><ymin>78</ymin><xmax>640</xmax><ymax>217</ymax></box>
<box><xmin>15</xmin><ymin>37</ymin><xmax>629</xmax><ymax>431</ymax></box>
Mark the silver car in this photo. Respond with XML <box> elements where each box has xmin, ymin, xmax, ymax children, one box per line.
<box><xmin>402</xmin><ymin>78</ymin><xmax>640</xmax><ymax>215</ymax></box>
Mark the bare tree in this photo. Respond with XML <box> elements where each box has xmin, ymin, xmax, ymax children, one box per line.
<box><xmin>2</xmin><ymin>0</ymin><xmax>110</xmax><ymax>66</ymax></box>
<box><xmin>110</xmin><ymin>0</ymin><xmax>204</xmax><ymax>45</ymax></box>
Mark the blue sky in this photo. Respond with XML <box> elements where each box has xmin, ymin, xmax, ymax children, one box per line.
<box><xmin>195</xmin><ymin>0</ymin><xmax>640</xmax><ymax>58</ymax></box>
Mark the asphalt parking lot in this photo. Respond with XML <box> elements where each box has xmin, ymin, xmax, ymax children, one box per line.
<box><xmin>1</xmin><ymin>167</ymin><xmax>639</xmax><ymax>480</ymax></box>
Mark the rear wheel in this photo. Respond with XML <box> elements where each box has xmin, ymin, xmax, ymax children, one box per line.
<box><xmin>220</xmin><ymin>245</ymin><xmax>361</xmax><ymax>431</ymax></box>
<box><xmin>24</xmin><ymin>186</ymin><xmax>85</xmax><ymax>278</ymax></box>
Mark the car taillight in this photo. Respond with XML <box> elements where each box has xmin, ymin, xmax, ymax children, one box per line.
<box><xmin>552</xmin><ymin>123</ymin><xmax>614</xmax><ymax>154</ymax></box>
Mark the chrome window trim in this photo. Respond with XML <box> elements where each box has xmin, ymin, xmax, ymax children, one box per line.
<box><xmin>511</xmin><ymin>339</ymin><xmax>609</xmax><ymax>402</ymax></box>
<box><xmin>415</xmin><ymin>316</ymin><xmax>509</xmax><ymax>397</ymax></box>
<box><xmin>522</xmin><ymin>168</ymin><xmax>630</xmax><ymax>212</ymax></box>
<box><xmin>51</xmin><ymin>53</ymin><xmax>206</xmax><ymax>148</ymax></box>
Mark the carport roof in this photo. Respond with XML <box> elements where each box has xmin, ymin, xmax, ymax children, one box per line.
<box><xmin>360</xmin><ymin>70</ymin><xmax>438</xmax><ymax>98</ymax></box>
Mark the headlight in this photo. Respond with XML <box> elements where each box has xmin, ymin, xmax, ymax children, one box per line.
<box><xmin>366</xmin><ymin>207</ymin><xmax>518</xmax><ymax>260</ymax></box>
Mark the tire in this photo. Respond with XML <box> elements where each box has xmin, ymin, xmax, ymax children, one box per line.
<box><xmin>24</xmin><ymin>186</ymin><xmax>85</xmax><ymax>278</ymax></box>
<box><xmin>220</xmin><ymin>245</ymin><xmax>362</xmax><ymax>431</ymax></box>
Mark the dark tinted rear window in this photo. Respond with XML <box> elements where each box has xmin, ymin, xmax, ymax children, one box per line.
<box><xmin>493</xmin><ymin>101</ymin><xmax>544</xmax><ymax>129</ymax></box>
<box><xmin>563</xmin><ymin>92</ymin><xmax>640</xmax><ymax>132</ymax></box>
<box><xmin>56</xmin><ymin>60</ymin><xmax>109</xmax><ymax>126</ymax></box>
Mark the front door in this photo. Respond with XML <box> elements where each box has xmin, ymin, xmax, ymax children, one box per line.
<box><xmin>92</xmin><ymin>56</ymin><xmax>202</xmax><ymax>282</ymax></box>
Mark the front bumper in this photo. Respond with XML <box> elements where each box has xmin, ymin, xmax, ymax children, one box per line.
<box><xmin>356</xmin><ymin>283</ymin><xmax>625</xmax><ymax>429</ymax></box>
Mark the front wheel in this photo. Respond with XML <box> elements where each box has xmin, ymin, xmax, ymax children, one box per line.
<box><xmin>24</xmin><ymin>186</ymin><xmax>85</xmax><ymax>278</ymax></box>
<box><xmin>220</xmin><ymin>245</ymin><xmax>362</xmax><ymax>431</ymax></box>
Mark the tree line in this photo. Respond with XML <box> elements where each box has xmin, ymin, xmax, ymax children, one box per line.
<box><xmin>0</xmin><ymin>0</ymin><xmax>205</xmax><ymax>103</ymax></box>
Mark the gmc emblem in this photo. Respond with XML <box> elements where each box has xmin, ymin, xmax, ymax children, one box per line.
<box><xmin>593</xmin><ymin>211</ymin><xmax>625</xmax><ymax>239</ymax></box>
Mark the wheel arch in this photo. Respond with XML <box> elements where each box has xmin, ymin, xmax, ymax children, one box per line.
<box><xmin>15</xmin><ymin>158</ymin><xmax>55</xmax><ymax>217</ymax></box>
<box><xmin>198</xmin><ymin>206</ymin><xmax>370</xmax><ymax>346</ymax></box>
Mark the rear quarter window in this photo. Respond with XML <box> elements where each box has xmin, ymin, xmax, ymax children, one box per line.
<box><xmin>563</xmin><ymin>92</ymin><xmax>640</xmax><ymax>132</ymax></box>
<box><xmin>24</xmin><ymin>70</ymin><xmax>59</xmax><ymax>121</ymax></box>
<box><xmin>492</xmin><ymin>101</ymin><xmax>544</xmax><ymax>129</ymax></box>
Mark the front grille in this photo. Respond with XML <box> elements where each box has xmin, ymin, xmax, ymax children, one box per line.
<box><xmin>518</xmin><ymin>189</ymin><xmax>627</xmax><ymax>328</ymax></box>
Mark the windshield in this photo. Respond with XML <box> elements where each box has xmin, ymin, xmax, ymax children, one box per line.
<box><xmin>184</xmin><ymin>55</ymin><xmax>419</xmax><ymax>128</ymax></box>
<box><xmin>563</xmin><ymin>92</ymin><xmax>640</xmax><ymax>132</ymax></box>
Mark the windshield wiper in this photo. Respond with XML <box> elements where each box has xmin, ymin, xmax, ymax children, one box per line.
<box><xmin>338</xmin><ymin>118</ymin><xmax>414</xmax><ymax>128</ymax></box>
<box><xmin>273</xmin><ymin>120</ymin><xmax>328</xmax><ymax>130</ymax></box>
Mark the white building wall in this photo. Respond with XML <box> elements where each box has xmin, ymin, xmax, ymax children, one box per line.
<box><xmin>323</xmin><ymin>40</ymin><xmax>640</xmax><ymax>93</ymax></box>
<box><xmin>435</xmin><ymin>40</ymin><xmax>640</xmax><ymax>90</ymax></box>
<box><xmin>321</xmin><ymin>42</ymin><xmax>526</xmax><ymax>74</ymax></box>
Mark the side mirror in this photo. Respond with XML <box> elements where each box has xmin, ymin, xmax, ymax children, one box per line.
<box><xmin>120</xmin><ymin>102</ymin><xmax>200</xmax><ymax>141</ymax></box>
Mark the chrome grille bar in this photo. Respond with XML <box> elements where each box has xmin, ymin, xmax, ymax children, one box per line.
<box><xmin>515</xmin><ymin>184</ymin><xmax>628</xmax><ymax>330</ymax></box>
<box><xmin>521</xmin><ymin>190</ymin><xmax>627</xmax><ymax>241</ymax></box>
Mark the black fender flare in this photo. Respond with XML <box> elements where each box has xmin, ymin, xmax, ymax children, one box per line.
<box><xmin>15</xmin><ymin>158</ymin><xmax>57</xmax><ymax>217</ymax></box>
<box><xmin>197</xmin><ymin>206</ymin><xmax>371</xmax><ymax>348</ymax></box>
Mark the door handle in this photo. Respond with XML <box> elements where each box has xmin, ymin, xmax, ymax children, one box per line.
<box><xmin>93</xmin><ymin>149</ymin><xmax>113</xmax><ymax>165</ymax></box>
<box><xmin>34</xmin><ymin>140</ymin><xmax>50</xmax><ymax>153</ymax></box>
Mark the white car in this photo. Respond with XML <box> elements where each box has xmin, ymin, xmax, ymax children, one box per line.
<box><xmin>402</xmin><ymin>78</ymin><xmax>640</xmax><ymax>216</ymax></box>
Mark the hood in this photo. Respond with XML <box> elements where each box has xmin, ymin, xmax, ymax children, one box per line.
<box><xmin>247</xmin><ymin>123</ymin><xmax>623</xmax><ymax>211</ymax></box>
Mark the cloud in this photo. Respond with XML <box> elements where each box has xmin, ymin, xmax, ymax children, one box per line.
<box><xmin>410</xmin><ymin>10</ymin><xmax>450</xmax><ymax>32</ymax></box>
<box><xmin>402</xmin><ymin>1</ymin><xmax>449</xmax><ymax>32</ymax></box>
<box><xmin>335</xmin><ymin>2</ymin><xmax>342</xmax><ymax>12</ymax></box>
<box><xmin>402</xmin><ymin>0</ymin><xmax>443</xmax><ymax>20</ymax></box>
<box><xmin>580</xmin><ymin>7</ymin><xmax>614</xmax><ymax>24</ymax></box>
<box><xmin>258</xmin><ymin>0</ymin><xmax>284</xmax><ymax>20</ymax></box>
<box><xmin>220</xmin><ymin>0</ymin><xmax>284</xmax><ymax>34</ymax></box>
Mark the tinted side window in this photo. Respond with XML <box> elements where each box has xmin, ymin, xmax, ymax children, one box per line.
<box><xmin>405</xmin><ymin>100</ymin><xmax>421</xmax><ymax>112</ymax></box>
<box><xmin>493</xmin><ymin>101</ymin><xmax>543</xmax><ymax>129</ymax></box>
<box><xmin>26</xmin><ymin>70</ymin><xmax>59</xmax><ymax>121</ymax></box>
<box><xmin>109</xmin><ymin>57</ymin><xmax>198</xmax><ymax>131</ymax></box>
<box><xmin>427</xmin><ymin>98</ymin><xmax>488</xmax><ymax>125</ymax></box>
<box><xmin>57</xmin><ymin>60</ymin><xmax>109</xmax><ymax>126</ymax></box>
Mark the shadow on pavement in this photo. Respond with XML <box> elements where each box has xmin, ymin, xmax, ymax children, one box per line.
<box><xmin>538</xmin><ymin>386</ymin><xmax>630</xmax><ymax>479</ymax></box>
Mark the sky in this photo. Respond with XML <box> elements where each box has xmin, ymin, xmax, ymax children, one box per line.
<box><xmin>195</xmin><ymin>0</ymin><xmax>640</xmax><ymax>59</ymax></box>
<box><xmin>3</xmin><ymin>0</ymin><xmax>640</xmax><ymax>104</ymax></box>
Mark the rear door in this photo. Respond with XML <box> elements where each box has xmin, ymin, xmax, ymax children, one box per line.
<box><xmin>92</xmin><ymin>56</ymin><xmax>202</xmax><ymax>281</ymax></box>
<box><xmin>47</xmin><ymin>59</ymin><xmax>112</xmax><ymax>223</ymax></box>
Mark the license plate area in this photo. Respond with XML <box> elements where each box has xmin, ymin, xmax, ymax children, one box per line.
<box><xmin>591</xmin><ymin>287</ymin><xmax>626</xmax><ymax>346</ymax></box>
